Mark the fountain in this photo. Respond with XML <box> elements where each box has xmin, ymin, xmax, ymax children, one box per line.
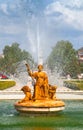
<box><xmin>14</xmin><ymin>0</ymin><xmax>65</xmax><ymax>115</ymax></box>
<box><xmin>14</xmin><ymin>64</ymin><xmax>65</xmax><ymax>115</ymax></box>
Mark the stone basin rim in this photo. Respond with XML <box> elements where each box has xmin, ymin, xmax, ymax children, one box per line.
<box><xmin>15</xmin><ymin>103</ymin><xmax>65</xmax><ymax>114</ymax></box>
<box><xmin>14</xmin><ymin>103</ymin><xmax>65</xmax><ymax>108</ymax></box>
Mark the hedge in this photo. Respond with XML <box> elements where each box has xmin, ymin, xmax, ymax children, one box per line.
<box><xmin>0</xmin><ymin>80</ymin><xmax>16</xmax><ymax>90</ymax></box>
<box><xmin>64</xmin><ymin>80</ymin><xmax>83</xmax><ymax>90</ymax></box>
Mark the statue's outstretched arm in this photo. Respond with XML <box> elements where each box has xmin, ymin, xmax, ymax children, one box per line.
<box><xmin>25</xmin><ymin>64</ymin><xmax>32</xmax><ymax>77</ymax></box>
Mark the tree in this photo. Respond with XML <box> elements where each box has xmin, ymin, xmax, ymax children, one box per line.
<box><xmin>0</xmin><ymin>43</ymin><xmax>34</xmax><ymax>74</ymax></box>
<box><xmin>79</xmin><ymin>62</ymin><xmax>83</xmax><ymax>73</ymax></box>
<box><xmin>47</xmin><ymin>40</ymin><xmax>80</xmax><ymax>78</ymax></box>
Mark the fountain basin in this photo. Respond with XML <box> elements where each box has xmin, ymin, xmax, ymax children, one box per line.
<box><xmin>14</xmin><ymin>99</ymin><xmax>65</xmax><ymax>115</ymax></box>
<box><xmin>0</xmin><ymin>100</ymin><xmax>83</xmax><ymax>129</ymax></box>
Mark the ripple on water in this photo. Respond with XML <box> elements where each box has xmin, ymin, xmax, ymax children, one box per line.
<box><xmin>0</xmin><ymin>100</ymin><xmax>83</xmax><ymax>130</ymax></box>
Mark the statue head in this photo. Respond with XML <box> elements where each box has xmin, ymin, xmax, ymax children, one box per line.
<box><xmin>38</xmin><ymin>64</ymin><xmax>43</xmax><ymax>71</ymax></box>
<box><xmin>21</xmin><ymin>86</ymin><xmax>31</xmax><ymax>94</ymax></box>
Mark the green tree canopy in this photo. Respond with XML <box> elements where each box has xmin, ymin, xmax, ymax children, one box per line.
<box><xmin>47</xmin><ymin>40</ymin><xmax>80</xmax><ymax>77</ymax></box>
<box><xmin>0</xmin><ymin>43</ymin><xmax>34</xmax><ymax>74</ymax></box>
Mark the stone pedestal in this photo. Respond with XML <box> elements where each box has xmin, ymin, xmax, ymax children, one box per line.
<box><xmin>14</xmin><ymin>99</ymin><xmax>65</xmax><ymax>115</ymax></box>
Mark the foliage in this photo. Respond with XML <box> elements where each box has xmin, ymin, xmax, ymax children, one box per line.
<box><xmin>64</xmin><ymin>80</ymin><xmax>83</xmax><ymax>90</ymax></box>
<box><xmin>0</xmin><ymin>80</ymin><xmax>16</xmax><ymax>90</ymax></box>
<box><xmin>47</xmin><ymin>40</ymin><xmax>80</xmax><ymax>77</ymax></box>
<box><xmin>79</xmin><ymin>62</ymin><xmax>83</xmax><ymax>73</ymax></box>
<box><xmin>0</xmin><ymin>43</ymin><xmax>34</xmax><ymax>74</ymax></box>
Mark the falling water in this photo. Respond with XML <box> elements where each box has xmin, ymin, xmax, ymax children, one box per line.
<box><xmin>19</xmin><ymin>0</ymin><xmax>44</xmax><ymax>64</ymax></box>
<box><xmin>37</xmin><ymin>23</ymin><xmax>43</xmax><ymax>65</ymax></box>
<box><xmin>11</xmin><ymin>1</ymin><xmax>65</xmax><ymax>90</ymax></box>
<box><xmin>44</xmin><ymin>66</ymin><xmax>64</xmax><ymax>88</ymax></box>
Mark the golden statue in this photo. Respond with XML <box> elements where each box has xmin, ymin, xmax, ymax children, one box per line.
<box><xmin>18</xmin><ymin>86</ymin><xmax>32</xmax><ymax>103</ymax></box>
<box><xmin>25</xmin><ymin>64</ymin><xmax>57</xmax><ymax>100</ymax></box>
<box><xmin>15</xmin><ymin>64</ymin><xmax>65</xmax><ymax>114</ymax></box>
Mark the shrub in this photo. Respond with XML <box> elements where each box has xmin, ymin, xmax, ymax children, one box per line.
<box><xmin>0</xmin><ymin>80</ymin><xmax>16</xmax><ymax>90</ymax></box>
<box><xmin>64</xmin><ymin>80</ymin><xmax>83</xmax><ymax>90</ymax></box>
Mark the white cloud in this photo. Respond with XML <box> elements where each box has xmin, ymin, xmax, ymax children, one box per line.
<box><xmin>0</xmin><ymin>3</ymin><xmax>9</xmax><ymax>15</ymax></box>
<box><xmin>0</xmin><ymin>0</ymin><xmax>83</xmax><ymax>60</ymax></box>
<box><xmin>0</xmin><ymin>24</ymin><xmax>26</xmax><ymax>35</ymax></box>
<box><xmin>63</xmin><ymin>0</ymin><xmax>83</xmax><ymax>8</ymax></box>
<box><xmin>9</xmin><ymin>4</ymin><xmax>16</xmax><ymax>10</ymax></box>
<box><xmin>44</xmin><ymin>0</ymin><xmax>83</xmax><ymax>30</ymax></box>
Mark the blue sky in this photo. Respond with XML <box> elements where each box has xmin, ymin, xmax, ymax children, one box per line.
<box><xmin>0</xmin><ymin>0</ymin><xmax>83</xmax><ymax>61</ymax></box>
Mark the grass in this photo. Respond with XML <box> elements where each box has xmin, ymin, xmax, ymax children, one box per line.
<box><xmin>0</xmin><ymin>80</ymin><xmax>16</xmax><ymax>90</ymax></box>
<box><xmin>64</xmin><ymin>79</ymin><xmax>83</xmax><ymax>90</ymax></box>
